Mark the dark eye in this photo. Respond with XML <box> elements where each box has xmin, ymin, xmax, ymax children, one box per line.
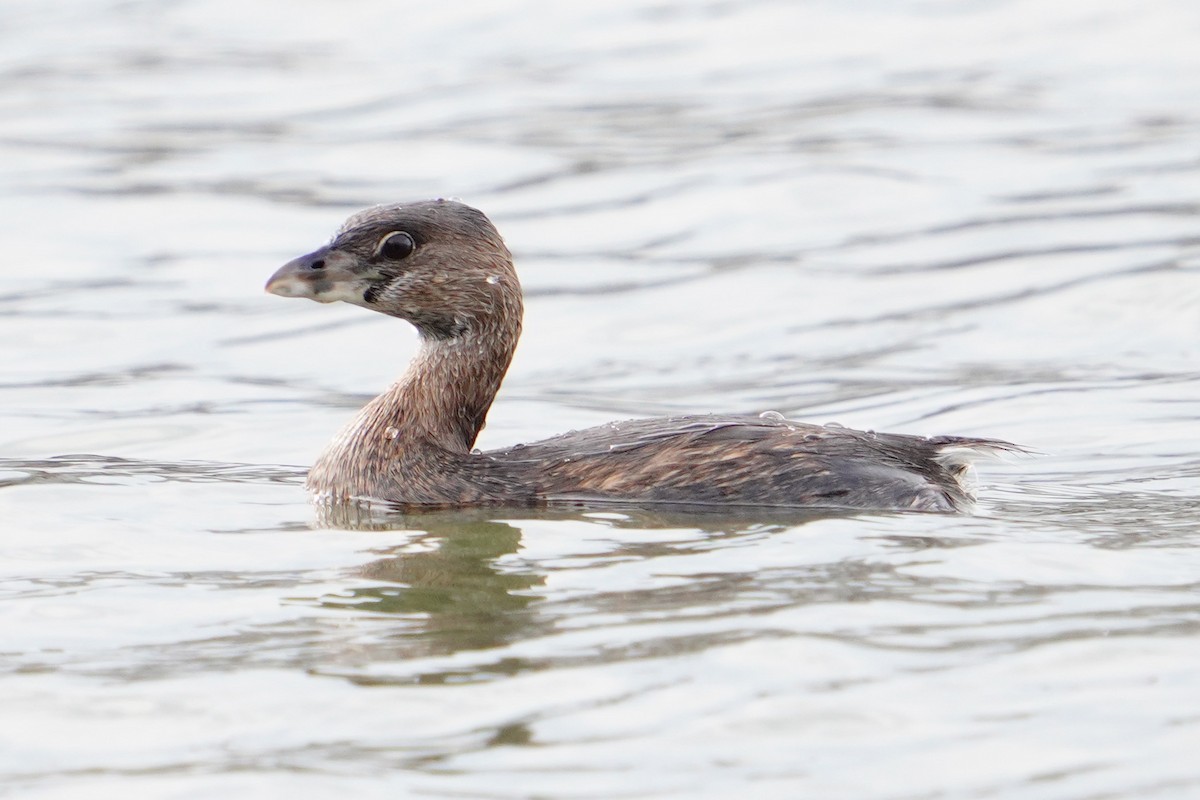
<box><xmin>378</xmin><ymin>231</ymin><xmax>415</xmax><ymax>261</ymax></box>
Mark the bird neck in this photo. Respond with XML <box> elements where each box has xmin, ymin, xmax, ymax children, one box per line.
<box><xmin>384</xmin><ymin>323</ymin><xmax>519</xmax><ymax>452</ymax></box>
<box><xmin>307</xmin><ymin>321</ymin><xmax>519</xmax><ymax>503</ymax></box>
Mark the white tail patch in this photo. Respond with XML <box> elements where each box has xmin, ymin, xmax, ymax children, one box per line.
<box><xmin>933</xmin><ymin>439</ymin><xmax>1028</xmax><ymax>503</ymax></box>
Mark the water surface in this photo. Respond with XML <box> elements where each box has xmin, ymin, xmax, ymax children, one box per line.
<box><xmin>2</xmin><ymin>1</ymin><xmax>1199</xmax><ymax>797</ymax></box>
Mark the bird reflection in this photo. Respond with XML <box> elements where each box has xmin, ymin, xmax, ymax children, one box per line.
<box><xmin>314</xmin><ymin>508</ymin><xmax>546</xmax><ymax>661</ymax></box>
<box><xmin>302</xmin><ymin>501</ymin><xmax>940</xmax><ymax>684</ymax></box>
<box><xmin>312</xmin><ymin>501</ymin><xmax>862</xmax><ymax>665</ymax></box>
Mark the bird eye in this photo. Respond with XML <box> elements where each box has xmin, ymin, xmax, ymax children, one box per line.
<box><xmin>378</xmin><ymin>231</ymin><xmax>415</xmax><ymax>261</ymax></box>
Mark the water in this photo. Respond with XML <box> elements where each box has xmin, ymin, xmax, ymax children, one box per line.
<box><xmin>3</xmin><ymin>0</ymin><xmax>1199</xmax><ymax>797</ymax></box>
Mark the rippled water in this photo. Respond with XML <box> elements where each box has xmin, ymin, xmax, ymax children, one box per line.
<box><xmin>3</xmin><ymin>0</ymin><xmax>1200</xmax><ymax>797</ymax></box>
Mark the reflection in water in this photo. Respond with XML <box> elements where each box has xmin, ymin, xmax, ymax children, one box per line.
<box><xmin>307</xmin><ymin>502</ymin><xmax>911</xmax><ymax>686</ymax></box>
<box><xmin>300</xmin><ymin>500</ymin><xmax>864</xmax><ymax>685</ymax></box>
<box><xmin>316</xmin><ymin>497</ymin><xmax>859</xmax><ymax>534</ymax></box>
<box><xmin>336</xmin><ymin>517</ymin><xmax>545</xmax><ymax>663</ymax></box>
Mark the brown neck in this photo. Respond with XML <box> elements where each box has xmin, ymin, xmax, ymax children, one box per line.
<box><xmin>308</xmin><ymin>319</ymin><xmax>519</xmax><ymax>502</ymax></box>
<box><xmin>382</xmin><ymin>321</ymin><xmax>520</xmax><ymax>452</ymax></box>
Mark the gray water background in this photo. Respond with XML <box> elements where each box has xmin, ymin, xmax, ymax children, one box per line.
<box><xmin>2</xmin><ymin>0</ymin><xmax>1200</xmax><ymax>797</ymax></box>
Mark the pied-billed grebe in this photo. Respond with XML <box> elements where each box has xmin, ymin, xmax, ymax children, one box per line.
<box><xmin>266</xmin><ymin>199</ymin><xmax>1017</xmax><ymax>512</ymax></box>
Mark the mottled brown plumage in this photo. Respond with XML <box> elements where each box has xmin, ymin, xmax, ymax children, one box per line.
<box><xmin>266</xmin><ymin>199</ymin><xmax>1018</xmax><ymax>513</ymax></box>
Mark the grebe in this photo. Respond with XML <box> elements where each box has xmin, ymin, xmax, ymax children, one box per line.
<box><xmin>266</xmin><ymin>200</ymin><xmax>1016</xmax><ymax>512</ymax></box>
